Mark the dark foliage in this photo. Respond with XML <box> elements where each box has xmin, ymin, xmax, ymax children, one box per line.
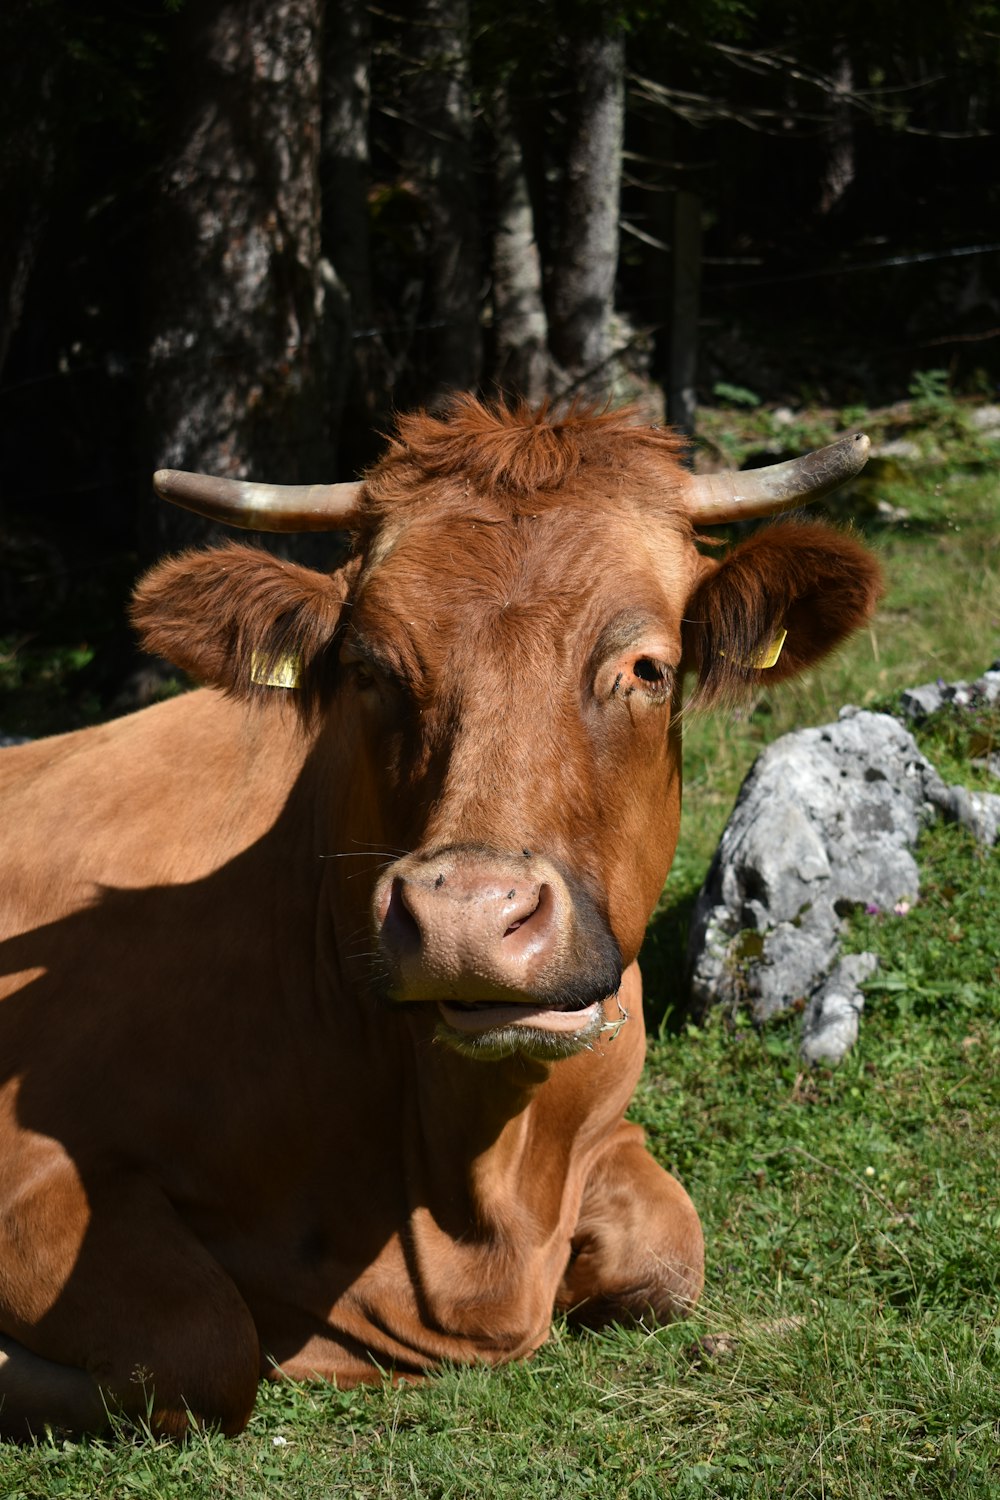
<box><xmin>1</xmin><ymin>0</ymin><xmax>997</xmax><ymax>714</ymax></box>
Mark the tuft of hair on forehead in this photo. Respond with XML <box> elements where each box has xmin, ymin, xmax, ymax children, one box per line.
<box><xmin>359</xmin><ymin>394</ymin><xmax>690</xmax><ymax>523</ymax></box>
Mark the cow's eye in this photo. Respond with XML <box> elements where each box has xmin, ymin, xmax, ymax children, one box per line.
<box><xmin>339</xmin><ymin>644</ymin><xmax>380</xmax><ymax>690</ymax></box>
<box><xmin>594</xmin><ymin>645</ymin><xmax>676</xmax><ymax>705</ymax></box>
<box><xmin>629</xmin><ymin>657</ymin><xmax>672</xmax><ymax>696</ymax></box>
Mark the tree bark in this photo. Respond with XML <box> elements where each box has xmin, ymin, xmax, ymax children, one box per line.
<box><xmin>547</xmin><ymin>25</ymin><xmax>625</xmax><ymax>398</ymax></box>
<box><xmin>397</xmin><ymin>0</ymin><xmax>482</xmax><ymax>399</ymax></box>
<box><xmin>818</xmin><ymin>43</ymin><xmax>856</xmax><ymax>216</ymax></box>
<box><xmin>489</xmin><ymin>83</ymin><xmax>552</xmax><ymax>404</ymax></box>
<box><xmin>143</xmin><ymin>0</ymin><xmax>333</xmax><ymax>556</ymax></box>
<box><xmin>321</xmin><ymin>0</ymin><xmax>389</xmax><ymax>471</ymax></box>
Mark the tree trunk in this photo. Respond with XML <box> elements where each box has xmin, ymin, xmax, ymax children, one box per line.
<box><xmin>321</xmin><ymin>0</ymin><xmax>389</xmax><ymax>472</ymax></box>
<box><xmin>489</xmin><ymin>83</ymin><xmax>552</xmax><ymax>404</ymax></box>
<box><xmin>397</xmin><ymin>0</ymin><xmax>481</xmax><ymax>399</ymax></box>
<box><xmin>818</xmin><ymin>43</ymin><xmax>855</xmax><ymax>216</ymax></box>
<box><xmin>547</xmin><ymin>25</ymin><xmax>625</xmax><ymax>398</ymax></box>
<box><xmin>143</xmin><ymin>0</ymin><xmax>333</xmax><ymax>556</ymax></box>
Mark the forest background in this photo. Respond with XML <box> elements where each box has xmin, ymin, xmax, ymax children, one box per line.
<box><xmin>1</xmin><ymin>0</ymin><xmax>999</xmax><ymax>715</ymax></box>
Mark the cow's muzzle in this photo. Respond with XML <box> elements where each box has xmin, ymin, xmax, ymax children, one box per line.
<box><xmin>372</xmin><ymin>846</ymin><xmax>622</xmax><ymax>1050</ymax></box>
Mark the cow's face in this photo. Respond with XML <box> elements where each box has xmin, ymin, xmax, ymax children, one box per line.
<box><xmin>134</xmin><ymin>403</ymin><xmax>881</xmax><ymax>1061</ymax></box>
<box><xmin>336</xmin><ymin>492</ymin><xmax>702</xmax><ymax>1058</ymax></box>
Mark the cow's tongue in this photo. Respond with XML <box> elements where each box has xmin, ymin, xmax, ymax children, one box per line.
<box><xmin>447</xmin><ymin>997</ymin><xmax>590</xmax><ymax>1013</ymax></box>
<box><xmin>437</xmin><ymin>999</ymin><xmax>601</xmax><ymax>1034</ymax></box>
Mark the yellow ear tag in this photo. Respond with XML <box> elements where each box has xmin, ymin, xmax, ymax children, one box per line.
<box><xmin>719</xmin><ymin>627</ymin><xmax>788</xmax><ymax>671</ymax></box>
<box><xmin>250</xmin><ymin>651</ymin><xmax>302</xmax><ymax>689</ymax></box>
<box><xmin>750</xmin><ymin>628</ymin><xmax>788</xmax><ymax>671</ymax></box>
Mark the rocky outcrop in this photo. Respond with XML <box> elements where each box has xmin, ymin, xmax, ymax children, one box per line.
<box><xmin>899</xmin><ymin>663</ymin><xmax>1000</xmax><ymax>724</ymax></box>
<box><xmin>688</xmin><ymin>665</ymin><xmax>1000</xmax><ymax>1064</ymax></box>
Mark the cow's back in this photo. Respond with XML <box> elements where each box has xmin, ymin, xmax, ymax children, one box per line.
<box><xmin>0</xmin><ymin>689</ymin><xmax>319</xmax><ymax>1204</ymax></box>
<box><xmin>0</xmin><ymin>691</ymin><xmax>304</xmax><ymax>917</ymax></box>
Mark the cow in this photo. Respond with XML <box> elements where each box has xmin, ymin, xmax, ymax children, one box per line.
<box><xmin>0</xmin><ymin>398</ymin><xmax>881</xmax><ymax>1440</ymax></box>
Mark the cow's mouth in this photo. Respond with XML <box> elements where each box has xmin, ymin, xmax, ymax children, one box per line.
<box><xmin>436</xmin><ymin>997</ymin><xmax>602</xmax><ymax>1035</ymax></box>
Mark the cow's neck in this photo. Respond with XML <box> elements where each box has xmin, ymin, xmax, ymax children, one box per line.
<box><xmin>391</xmin><ymin>1032</ymin><xmax>592</xmax><ymax>1277</ymax></box>
<box><xmin>286</xmin><ymin>719</ymin><xmax>622</xmax><ymax>1235</ymax></box>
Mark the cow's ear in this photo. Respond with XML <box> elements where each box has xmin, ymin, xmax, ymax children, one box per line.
<box><xmin>131</xmin><ymin>543</ymin><xmax>352</xmax><ymax>714</ymax></box>
<box><xmin>682</xmin><ymin>521</ymin><xmax>883</xmax><ymax>705</ymax></box>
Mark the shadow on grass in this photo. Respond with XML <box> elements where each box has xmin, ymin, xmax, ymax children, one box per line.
<box><xmin>638</xmin><ymin>886</ymin><xmax>700</xmax><ymax>1038</ymax></box>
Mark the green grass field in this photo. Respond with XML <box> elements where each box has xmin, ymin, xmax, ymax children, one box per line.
<box><xmin>1</xmin><ymin>414</ymin><xmax>998</xmax><ymax>1496</ymax></box>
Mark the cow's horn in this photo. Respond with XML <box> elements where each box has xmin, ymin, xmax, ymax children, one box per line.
<box><xmin>152</xmin><ymin>471</ymin><xmax>364</xmax><ymax>532</ymax></box>
<box><xmin>686</xmin><ymin>432</ymin><xmax>870</xmax><ymax>524</ymax></box>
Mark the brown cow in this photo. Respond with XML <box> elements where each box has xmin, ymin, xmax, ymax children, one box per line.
<box><xmin>0</xmin><ymin>399</ymin><xmax>880</xmax><ymax>1439</ymax></box>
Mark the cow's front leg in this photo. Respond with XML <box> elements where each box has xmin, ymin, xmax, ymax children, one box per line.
<box><xmin>0</xmin><ymin>1155</ymin><xmax>260</xmax><ymax>1440</ymax></box>
<box><xmin>556</xmin><ymin>1122</ymin><xmax>704</xmax><ymax>1329</ymax></box>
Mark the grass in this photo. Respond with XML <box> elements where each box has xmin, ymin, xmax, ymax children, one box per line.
<box><xmin>1</xmin><ymin>412</ymin><xmax>998</xmax><ymax>1495</ymax></box>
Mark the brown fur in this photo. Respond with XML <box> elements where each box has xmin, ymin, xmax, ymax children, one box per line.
<box><xmin>359</xmin><ymin>395</ymin><xmax>691</xmax><ymax>529</ymax></box>
<box><xmin>0</xmin><ymin>398</ymin><xmax>880</xmax><ymax>1440</ymax></box>
<box><xmin>131</xmin><ymin>545</ymin><xmax>356</xmax><ymax>721</ymax></box>
<box><xmin>684</xmin><ymin>521</ymin><xmax>884</xmax><ymax>706</ymax></box>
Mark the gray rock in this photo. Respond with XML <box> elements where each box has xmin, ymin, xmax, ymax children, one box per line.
<box><xmin>899</xmin><ymin>681</ymin><xmax>948</xmax><ymax>721</ymax></box>
<box><xmin>800</xmin><ymin>952</ymin><xmax>880</xmax><ymax>1066</ymax></box>
<box><xmin>875</xmin><ymin>499</ymin><xmax>911</xmax><ymax>522</ymax></box>
<box><xmin>752</xmin><ymin>916</ymin><xmax>841</xmax><ymax>1021</ymax></box>
<box><xmin>871</xmin><ymin>437</ymin><xmax>921</xmax><ymax>461</ymax></box>
<box><xmin>900</xmin><ymin>666</ymin><xmax>1000</xmax><ymax>722</ymax></box>
<box><xmin>688</xmin><ymin>692</ymin><xmax>999</xmax><ymax>1066</ymax></box>
<box><xmin>967</xmin><ymin>404</ymin><xmax>1000</xmax><ymax>434</ymax></box>
<box><xmin>974</xmin><ymin>666</ymin><xmax>1000</xmax><ymax>706</ymax></box>
<box><xmin>929</xmin><ymin>781</ymin><xmax>1000</xmax><ymax>845</ymax></box>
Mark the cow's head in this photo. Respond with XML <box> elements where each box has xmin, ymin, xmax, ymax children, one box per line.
<box><xmin>134</xmin><ymin>399</ymin><xmax>881</xmax><ymax>1060</ymax></box>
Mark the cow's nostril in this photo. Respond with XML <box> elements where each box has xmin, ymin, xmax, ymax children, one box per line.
<box><xmin>382</xmin><ymin>878</ymin><xmax>422</xmax><ymax>956</ymax></box>
<box><xmin>502</xmin><ymin>883</ymin><xmax>553</xmax><ymax>944</ymax></box>
<box><xmin>504</xmin><ymin>897</ymin><xmax>538</xmax><ymax>938</ymax></box>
